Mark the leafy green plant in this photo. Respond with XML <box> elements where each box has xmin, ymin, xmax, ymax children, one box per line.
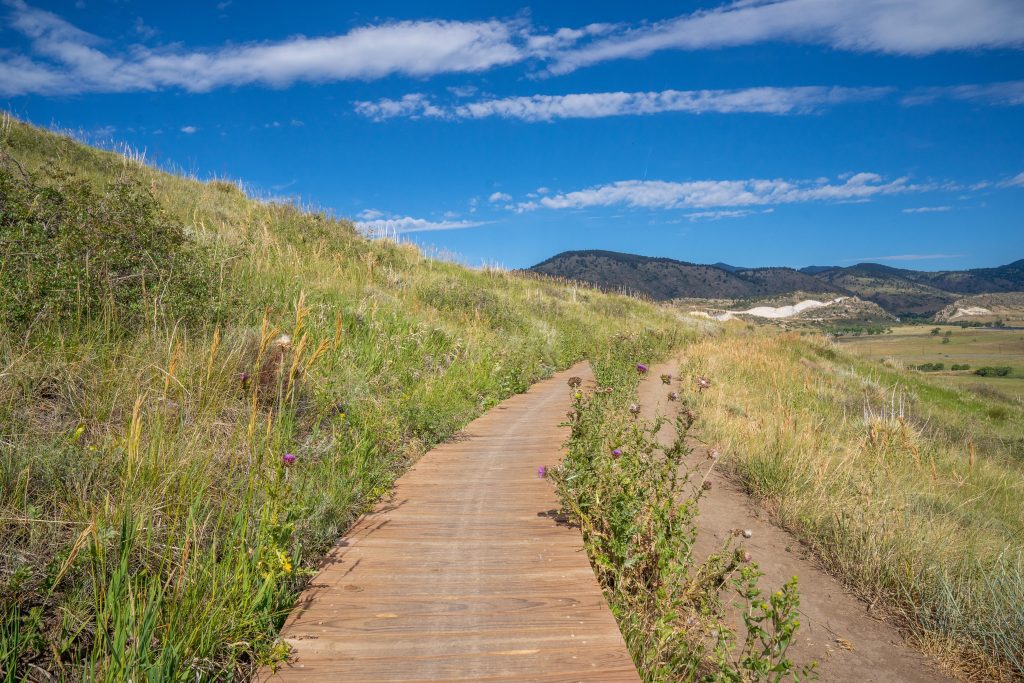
<box><xmin>712</xmin><ymin>569</ymin><xmax>812</xmax><ymax>681</ymax></box>
<box><xmin>553</xmin><ymin>354</ymin><xmax>812</xmax><ymax>681</ymax></box>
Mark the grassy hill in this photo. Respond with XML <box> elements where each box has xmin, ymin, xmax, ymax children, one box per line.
<box><xmin>0</xmin><ymin>119</ymin><xmax>689</xmax><ymax>679</ymax></box>
<box><xmin>530</xmin><ymin>250</ymin><xmax>1024</xmax><ymax>318</ymax></box>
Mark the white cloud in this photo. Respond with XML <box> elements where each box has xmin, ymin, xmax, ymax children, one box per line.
<box><xmin>1000</xmin><ymin>171</ymin><xmax>1024</xmax><ymax>188</ymax></box>
<box><xmin>180</xmin><ymin>125</ymin><xmax>197</xmax><ymax>134</ymax></box>
<box><xmin>356</xmin><ymin>208</ymin><xmax>385</xmax><ymax>220</ymax></box>
<box><xmin>520</xmin><ymin>172</ymin><xmax>928</xmax><ymax>213</ymax></box>
<box><xmin>0</xmin><ymin>1</ymin><xmax>526</xmax><ymax>96</ymax></box>
<box><xmin>5</xmin><ymin>1</ymin><xmax>1023</xmax><ymax>99</ymax></box>
<box><xmin>901</xmin><ymin>205</ymin><xmax>951</xmax><ymax>213</ymax></box>
<box><xmin>488</xmin><ymin>191</ymin><xmax>512</xmax><ymax>202</ymax></box>
<box><xmin>447</xmin><ymin>84</ymin><xmax>478</xmax><ymax>98</ymax></box>
<box><xmin>354</xmin><ymin>215</ymin><xmax>490</xmax><ymax>235</ymax></box>
<box><xmin>353</xmin><ymin>93</ymin><xmax>447</xmax><ymax>121</ymax></box>
<box><xmin>355</xmin><ymin>85</ymin><xmax>890</xmax><ymax>122</ymax></box>
<box><xmin>902</xmin><ymin>80</ymin><xmax>1024</xmax><ymax>106</ymax></box>
<box><xmin>686</xmin><ymin>208</ymin><xmax>774</xmax><ymax>221</ymax></box>
<box><xmin>548</xmin><ymin>0</ymin><xmax>1024</xmax><ymax>74</ymax></box>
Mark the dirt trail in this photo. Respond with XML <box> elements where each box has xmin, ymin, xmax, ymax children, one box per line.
<box><xmin>260</xmin><ymin>362</ymin><xmax>640</xmax><ymax>682</ymax></box>
<box><xmin>639</xmin><ymin>359</ymin><xmax>953</xmax><ymax>683</ymax></box>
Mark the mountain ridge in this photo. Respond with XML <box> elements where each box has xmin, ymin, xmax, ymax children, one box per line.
<box><xmin>529</xmin><ymin>250</ymin><xmax>1024</xmax><ymax>317</ymax></box>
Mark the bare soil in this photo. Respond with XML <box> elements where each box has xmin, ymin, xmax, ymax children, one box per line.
<box><xmin>639</xmin><ymin>359</ymin><xmax>955</xmax><ymax>682</ymax></box>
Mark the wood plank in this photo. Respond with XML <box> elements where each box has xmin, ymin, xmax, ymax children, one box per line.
<box><xmin>259</xmin><ymin>362</ymin><xmax>640</xmax><ymax>682</ymax></box>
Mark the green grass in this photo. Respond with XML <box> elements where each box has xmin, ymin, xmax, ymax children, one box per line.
<box><xmin>0</xmin><ymin>117</ymin><xmax>690</xmax><ymax>680</ymax></box>
<box><xmin>688</xmin><ymin>325</ymin><xmax>1024</xmax><ymax>679</ymax></box>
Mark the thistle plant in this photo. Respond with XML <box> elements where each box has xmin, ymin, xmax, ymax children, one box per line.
<box><xmin>552</xmin><ymin>357</ymin><xmax>811</xmax><ymax>681</ymax></box>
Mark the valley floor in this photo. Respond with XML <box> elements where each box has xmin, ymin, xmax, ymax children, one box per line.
<box><xmin>838</xmin><ymin>324</ymin><xmax>1024</xmax><ymax>397</ymax></box>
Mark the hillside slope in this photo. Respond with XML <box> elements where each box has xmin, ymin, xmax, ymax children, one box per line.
<box><xmin>0</xmin><ymin>119</ymin><xmax>689</xmax><ymax>679</ymax></box>
<box><xmin>934</xmin><ymin>292</ymin><xmax>1024</xmax><ymax>323</ymax></box>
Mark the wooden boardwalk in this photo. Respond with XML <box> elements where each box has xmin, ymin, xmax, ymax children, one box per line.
<box><xmin>262</xmin><ymin>362</ymin><xmax>640</xmax><ymax>682</ymax></box>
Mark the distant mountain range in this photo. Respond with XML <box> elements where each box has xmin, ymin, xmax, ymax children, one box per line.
<box><xmin>528</xmin><ymin>250</ymin><xmax>1024</xmax><ymax>317</ymax></box>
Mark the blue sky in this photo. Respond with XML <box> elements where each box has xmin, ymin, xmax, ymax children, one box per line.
<box><xmin>1</xmin><ymin>0</ymin><xmax>1023</xmax><ymax>270</ymax></box>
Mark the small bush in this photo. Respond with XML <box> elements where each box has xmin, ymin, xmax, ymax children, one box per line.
<box><xmin>913</xmin><ymin>362</ymin><xmax>945</xmax><ymax>372</ymax></box>
<box><xmin>951</xmin><ymin>364</ymin><xmax>970</xmax><ymax>371</ymax></box>
<box><xmin>974</xmin><ymin>366</ymin><xmax>1012</xmax><ymax>377</ymax></box>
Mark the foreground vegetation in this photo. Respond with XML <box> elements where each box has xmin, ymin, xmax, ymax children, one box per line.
<box><xmin>553</xmin><ymin>359</ymin><xmax>813</xmax><ymax>681</ymax></box>
<box><xmin>0</xmin><ymin>118</ymin><xmax>688</xmax><ymax>679</ymax></box>
<box><xmin>688</xmin><ymin>326</ymin><xmax>1024</xmax><ymax>678</ymax></box>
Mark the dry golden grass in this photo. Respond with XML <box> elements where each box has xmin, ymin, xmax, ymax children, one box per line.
<box><xmin>687</xmin><ymin>325</ymin><xmax>1024</xmax><ymax>678</ymax></box>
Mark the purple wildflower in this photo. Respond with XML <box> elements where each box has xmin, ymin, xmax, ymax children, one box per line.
<box><xmin>239</xmin><ymin>371</ymin><xmax>250</xmax><ymax>385</ymax></box>
<box><xmin>636</xmin><ymin>363</ymin><xmax>649</xmax><ymax>374</ymax></box>
<box><xmin>668</xmin><ymin>391</ymin><xmax>679</xmax><ymax>401</ymax></box>
<box><xmin>611</xmin><ymin>448</ymin><xmax>622</xmax><ymax>459</ymax></box>
<box><xmin>282</xmin><ymin>453</ymin><xmax>297</xmax><ymax>466</ymax></box>
<box><xmin>538</xmin><ymin>465</ymin><xmax>548</xmax><ymax>478</ymax></box>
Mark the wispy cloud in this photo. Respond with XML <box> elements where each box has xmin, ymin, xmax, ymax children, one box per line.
<box><xmin>547</xmin><ymin>0</ymin><xmax>1024</xmax><ymax>75</ymax></box>
<box><xmin>902</xmin><ymin>80</ymin><xmax>1024</xmax><ymax>106</ymax></box>
<box><xmin>526</xmin><ymin>172</ymin><xmax>921</xmax><ymax>212</ymax></box>
<box><xmin>901</xmin><ymin>205</ymin><xmax>951</xmax><ymax>213</ymax></box>
<box><xmin>355</xmin><ymin>85</ymin><xmax>890</xmax><ymax>122</ymax></box>
<box><xmin>354</xmin><ymin>213</ymin><xmax>490</xmax><ymax>235</ymax></box>
<box><xmin>847</xmin><ymin>253</ymin><xmax>968</xmax><ymax>262</ymax></box>
<box><xmin>180</xmin><ymin>125</ymin><xmax>197</xmax><ymax>134</ymax></box>
<box><xmin>0</xmin><ymin>1</ymin><xmax>526</xmax><ymax>96</ymax></box>
<box><xmin>685</xmin><ymin>208</ymin><xmax>774</xmax><ymax>221</ymax></box>
<box><xmin>488</xmin><ymin>191</ymin><xmax>512</xmax><ymax>202</ymax></box>
<box><xmin>1000</xmin><ymin>171</ymin><xmax>1024</xmax><ymax>188</ymax></box>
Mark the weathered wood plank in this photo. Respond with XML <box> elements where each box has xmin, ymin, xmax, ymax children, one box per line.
<box><xmin>260</xmin><ymin>362</ymin><xmax>639</xmax><ymax>682</ymax></box>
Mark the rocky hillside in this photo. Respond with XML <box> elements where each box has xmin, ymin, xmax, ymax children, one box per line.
<box><xmin>934</xmin><ymin>292</ymin><xmax>1024</xmax><ymax>323</ymax></box>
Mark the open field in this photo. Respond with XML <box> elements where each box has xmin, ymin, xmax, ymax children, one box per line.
<box><xmin>839</xmin><ymin>325</ymin><xmax>1024</xmax><ymax>398</ymax></box>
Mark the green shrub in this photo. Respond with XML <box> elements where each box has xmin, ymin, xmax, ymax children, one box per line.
<box><xmin>914</xmin><ymin>362</ymin><xmax>945</xmax><ymax>372</ymax></box>
<box><xmin>975</xmin><ymin>366</ymin><xmax>1012</xmax><ymax>377</ymax></box>
<box><xmin>951</xmin><ymin>364</ymin><xmax>970</xmax><ymax>371</ymax></box>
<box><xmin>0</xmin><ymin>157</ymin><xmax>218</xmax><ymax>335</ymax></box>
